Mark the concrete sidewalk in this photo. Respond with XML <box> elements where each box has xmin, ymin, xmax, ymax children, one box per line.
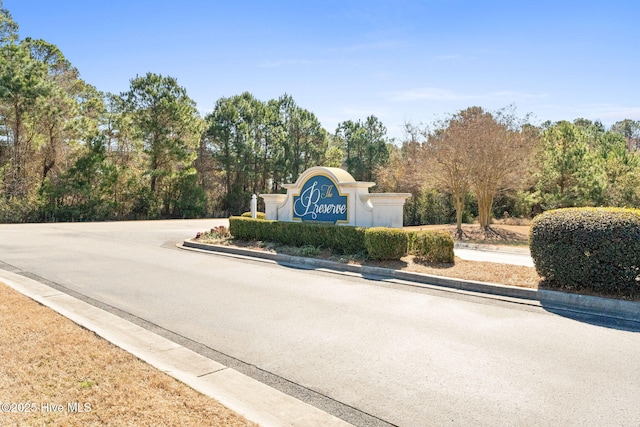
<box><xmin>453</xmin><ymin>242</ymin><xmax>534</xmax><ymax>267</ymax></box>
<box><xmin>0</xmin><ymin>269</ymin><xmax>352</xmax><ymax>427</ymax></box>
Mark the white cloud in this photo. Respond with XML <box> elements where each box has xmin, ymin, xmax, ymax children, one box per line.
<box><xmin>326</xmin><ymin>39</ymin><xmax>405</xmax><ymax>54</ymax></box>
<box><xmin>387</xmin><ymin>87</ymin><xmax>549</xmax><ymax>102</ymax></box>
<box><xmin>533</xmin><ymin>103</ymin><xmax>640</xmax><ymax>125</ymax></box>
<box><xmin>389</xmin><ymin>87</ymin><xmax>469</xmax><ymax>102</ymax></box>
<box><xmin>597</xmin><ymin>107</ymin><xmax>640</xmax><ymax>122</ymax></box>
<box><xmin>257</xmin><ymin>59</ymin><xmax>314</xmax><ymax>68</ymax></box>
<box><xmin>434</xmin><ymin>54</ymin><xmax>464</xmax><ymax>61</ymax></box>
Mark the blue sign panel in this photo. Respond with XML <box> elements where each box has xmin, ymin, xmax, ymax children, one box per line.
<box><xmin>293</xmin><ymin>175</ymin><xmax>348</xmax><ymax>224</ymax></box>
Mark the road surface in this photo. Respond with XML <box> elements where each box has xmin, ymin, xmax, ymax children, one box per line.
<box><xmin>1</xmin><ymin>220</ymin><xmax>638</xmax><ymax>426</ymax></box>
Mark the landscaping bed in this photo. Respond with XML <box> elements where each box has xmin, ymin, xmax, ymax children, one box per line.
<box><xmin>194</xmin><ymin>230</ymin><xmax>540</xmax><ymax>289</ymax></box>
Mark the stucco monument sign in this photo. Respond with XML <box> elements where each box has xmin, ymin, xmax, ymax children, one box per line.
<box><xmin>261</xmin><ymin>166</ymin><xmax>411</xmax><ymax>228</ymax></box>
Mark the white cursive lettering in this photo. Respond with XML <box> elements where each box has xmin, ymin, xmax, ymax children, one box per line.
<box><xmin>294</xmin><ymin>179</ymin><xmax>347</xmax><ymax>221</ymax></box>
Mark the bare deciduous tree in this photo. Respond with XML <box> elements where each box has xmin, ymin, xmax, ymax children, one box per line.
<box><xmin>425</xmin><ymin>106</ymin><xmax>535</xmax><ymax>236</ymax></box>
<box><xmin>468</xmin><ymin>106</ymin><xmax>535</xmax><ymax>230</ymax></box>
<box><xmin>424</xmin><ymin>111</ymin><xmax>475</xmax><ymax>238</ymax></box>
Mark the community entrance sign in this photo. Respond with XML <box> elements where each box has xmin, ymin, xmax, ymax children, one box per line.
<box><xmin>293</xmin><ymin>173</ymin><xmax>348</xmax><ymax>224</ymax></box>
<box><xmin>261</xmin><ymin>167</ymin><xmax>411</xmax><ymax>228</ymax></box>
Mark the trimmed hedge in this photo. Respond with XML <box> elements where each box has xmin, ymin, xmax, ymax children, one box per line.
<box><xmin>407</xmin><ymin>230</ymin><xmax>454</xmax><ymax>263</ymax></box>
<box><xmin>530</xmin><ymin>207</ymin><xmax>640</xmax><ymax>298</ymax></box>
<box><xmin>229</xmin><ymin>217</ymin><xmax>456</xmax><ymax>263</ymax></box>
<box><xmin>229</xmin><ymin>216</ymin><xmax>366</xmax><ymax>254</ymax></box>
<box><xmin>364</xmin><ymin>227</ymin><xmax>408</xmax><ymax>260</ymax></box>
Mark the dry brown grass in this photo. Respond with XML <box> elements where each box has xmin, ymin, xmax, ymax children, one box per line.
<box><xmin>0</xmin><ymin>282</ymin><xmax>257</xmax><ymax>427</ymax></box>
<box><xmin>372</xmin><ymin>256</ymin><xmax>540</xmax><ymax>288</ymax></box>
<box><xmin>404</xmin><ymin>222</ymin><xmax>531</xmax><ymax>246</ymax></box>
<box><xmin>392</xmin><ymin>222</ymin><xmax>539</xmax><ymax>287</ymax></box>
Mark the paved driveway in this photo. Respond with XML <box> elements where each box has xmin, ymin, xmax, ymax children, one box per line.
<box><xmin>1</xmin><ymin>220</ymin><xmax>639</xmax><ymax>426</ymax></box>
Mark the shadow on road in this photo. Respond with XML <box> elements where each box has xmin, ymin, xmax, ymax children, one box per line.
<box><xmin>275</xmin><ymin>256</ymin><xmax>640</xmax><ymax>333</ymax></box>
<box><xmin>540</xmin><ymin>303</ymin><xmax>640</xmax><ymax>333</ymax></box>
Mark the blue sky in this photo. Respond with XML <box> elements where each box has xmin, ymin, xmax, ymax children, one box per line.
<box><xmin>5</xmin><ymin>0</ymin><xmax>640</xmax><ymax>140</ymax></box>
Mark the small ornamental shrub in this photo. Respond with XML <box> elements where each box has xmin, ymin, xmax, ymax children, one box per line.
<box><xmin>530</xmin><ymin>207</ymin><xmax>640</xmax><ymax>299</ymax></box>
<box><xmin>241</xmin><ymin>211</ymin><xmax>267</xmax><ymax>220</ymax></box>
<box><xmin>196</xmin><ymin>225</ymin><xmax>231</xmax><ymax>241</ymax></box>
<box><xmin>407</xmin><ymin>230</ymin><xmax>454</xmax><ymax>263</ymax></box>
<box><xmin>365</xmin><ymin>227</ymin><xmax>408</xmax><ymax>260</ymax></box>
<box><xmin>210</xmin><ymin>226</ymin><xmax>230</xmax><ymax>239</ymax></box>
<box><xmin>330</xmin><ymin>224</ymin><xmax>367</xmax><ymax>255</ymax></box>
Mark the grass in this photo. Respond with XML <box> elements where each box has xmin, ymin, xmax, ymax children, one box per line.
<box><xmin>0</xmin><ymin>282</ymin><xmax>257</xmax><ymax>427</ymax></box>
<box><xmin>372</xmin><ymin>256</ymin><xmax>540</xmax><ymax>288</ymax></box>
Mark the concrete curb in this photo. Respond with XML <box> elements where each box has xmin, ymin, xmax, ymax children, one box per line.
<box><xmin>0</xmin><ymin>269</ymin><xmax>352</xmax><ymax>427</ymax></box>
<box><xmin>182</xmin><ymin>240</ymin><xmax>640</xmax><ymax>324</ymax></box>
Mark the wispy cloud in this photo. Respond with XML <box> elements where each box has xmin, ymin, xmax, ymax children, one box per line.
<box><xmin>597</xmin><ymin>107</ymin><xmax>640</xmax><ymax>122</ymax></box>
<box><xmin>318</xmin><ymin>106</ymin><xmax>394</xmax><ymax>132</ymax></box>
<box><xmin>388</xmin><ymin>87</ymin><xmax>549</xmax><ymax>102</ymax></box>
<box><xmin>257</xmin><ymin>59</ymin><xmax>314</xmax><ymax>68</ymax></box>
<box><xmin>434</xmin><ymin>54</ymin><xmax>465</xmax><ymax>61</ymax></box>
<box><xmin>532</xmin><ymin>103</ymin><xmax>640</xmax><ymax>124</ymax></box>
<box><xmin>389</xmin><ymin>87</ymin><xmax>469</xmax><ymax>101</ymax></box>
<box><xmin>433</xmin><ymin>48</ymin><xmax>498</xmax><ymax>62</ymax></box>
<box><xmin>326</xmin><ymin>39</ymin><xmax>406</xmax><ymax>54</ymax></box>
<box><xmin>339</xmin><ymin>106</ymin><xmax>392</xmax><ymax>118</ymax></box>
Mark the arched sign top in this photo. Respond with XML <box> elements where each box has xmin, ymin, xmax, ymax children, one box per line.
<box><xmin>292</xmin><ymin>172</ymin><xmax>349</xmax><ymax>224</ymax></box>
<box><xmin>291</xmin><ymin>167</ymin><xmax>356</xmax><ymax>188</ymax></box>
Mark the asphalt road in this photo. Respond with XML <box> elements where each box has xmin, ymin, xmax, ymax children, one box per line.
<box><xmin>1</xmin><ymin>219</ymin><xmax>639</xmax><ymax>426</ymax></box>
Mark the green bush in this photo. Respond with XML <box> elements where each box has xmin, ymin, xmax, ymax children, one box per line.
<box><xmin>530</xmin><ymin>207</ymin><xmax>640</xmax><ymax>299</ymax></box>
<box><xmin>229</xmin><ymin>217</ymin><xmax>366</xmax><ymax>254</ymax></box>
<box><xmin>407</xmin><ymin>230</ymin><xmax>454</xmax><ymax>263</ymax></box>
<box><xmin>365</xmin><ymin>227</ymin><xmax>408</xmax><ymax>261</ymax></box>
<box><xmin>241</xmin><ymin>211</ymin><xmax>266</xmax><ymax>220</ymax></box>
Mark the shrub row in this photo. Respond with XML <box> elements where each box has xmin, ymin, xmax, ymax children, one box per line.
<box><xmin>229</xmin><ymin>217</ymin><xmax>455</xmax><ymax>263</ymax></box>
<box><xmin>407</xmin><ymin>230</ymin><xmax>455</xmax><ymax>263</ymax></box>
<box><xmin>229</xmin><ymin>216</ymin><xmax>366</xmax><ymax>254</ymax></box>
<box><xmin>530</xmin><ymin>207</ymin><xmax>640</xmax><ymax>298</ymax></box>
<box><xmin>364</xmin><ymin>227</ymin><xmax>408</xmax><ymax>260</ymax></box>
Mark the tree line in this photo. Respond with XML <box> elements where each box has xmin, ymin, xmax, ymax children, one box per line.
<box><xmin>377</xmin><ymin>110</ymin><xmax>640</xmax><ymax>235</ymax></box>
<box><xmin>1</xmin><ymin>3</ymin><xmax>639</xmax><ymax>227</ymax></box>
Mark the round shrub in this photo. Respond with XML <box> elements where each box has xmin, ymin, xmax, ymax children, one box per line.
<box><xmin>408</xmin><ymin>230</ymin><xmax>454</xmax><ymax>263</ymax></box>
<box><xmin>530</xmin><ymin>207</ymin><xmax>640</xmax><ymax>299</ymax></box>
<box><xmin>365</xmin><ymin>227</ymin><xmax>408</xmax><ymax>261</ymax></box>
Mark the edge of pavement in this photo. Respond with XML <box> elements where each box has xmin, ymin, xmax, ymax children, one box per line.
<box><xmin>0</xmin><ymin>268</ymin><xmax>353</xmax><ymax>427</ymax></box>
<box><xmin>453</xmin><ymin>241</ymin><xmax>531</xmax><ymax>255</ymax></box>
<box><xmin>181</xmin><ymin>239</ymin><xmax>640</xmax><ymax>325</ymax></box>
